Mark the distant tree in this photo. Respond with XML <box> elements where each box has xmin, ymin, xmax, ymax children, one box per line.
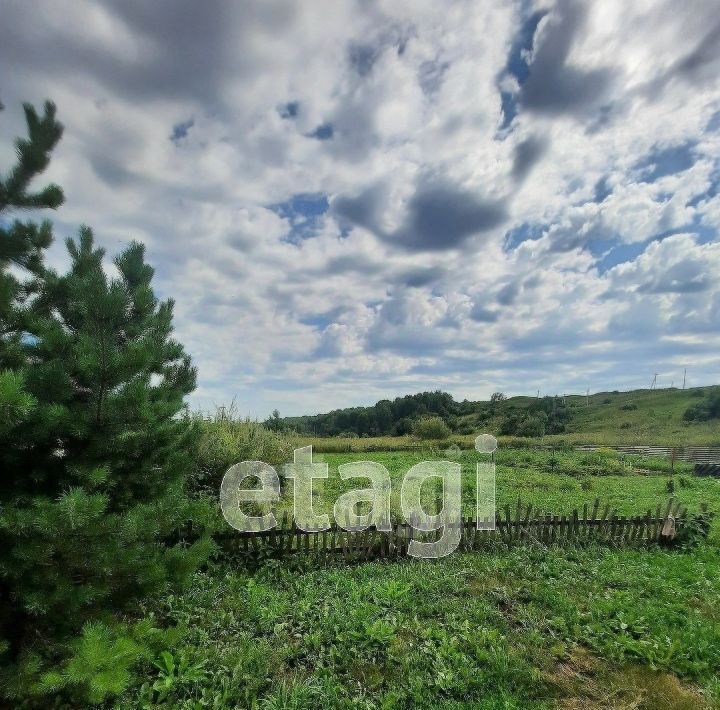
<box><xmin>264</xmin><ymin>408</ymin><xmax>283</xmax><ymax>431</ymax></box>
<box><xmin>499</xmin><ymin>411</ymin><xmax>520</xmax><ymax>435</ymax></box>
<box><xmin>375</xmin><ymin>400</ymin><xmax>393</xmax><ymax>432</ymax></box>
<box><xmin>490</xmin><ymin>392</ymin><xmax>506</xmax><ymax>405</ymax></box>
<box><xmin>516</xmin><ymin>413</ymin><xmax>547</xmax><ymax>437</ymax></box>
<box><xmin>393</xmin><ymin>416</ymin><xmax>414</xmax><ymax>436</ymax></box>
<box><xmin>528</xmin><ymin>396</ymin><xmax>571</xmax><ymax>434</ymax></box>
<box><xmin>683</xmin><ymin>389</ymin><xmax>720</xmax><ymax>422</ymax></box>
<box><xmin>412</xmin><ymin>415</ymin><xmax>451</xmax><ymax>440</ymax></box>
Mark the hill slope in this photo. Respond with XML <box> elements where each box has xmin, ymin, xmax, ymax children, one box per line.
<box><xmin>272</xmin><ymin>386</ymin><xmax>720</xmax><ymax>446</ymax></box>
<box><xmin>466</xmin><ymin>387</ymin><xmax>720</xmax><ymax>446</ymax></box>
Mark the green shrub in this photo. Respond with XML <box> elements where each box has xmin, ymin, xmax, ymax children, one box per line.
<box><xmin>412</xmin><ymin>415</ymin><xmax>451</xmax><ymax>440</ymax></box>
<box><xmin>683</xmin><ymin>390</ymin><xmax>720</xmax><ymax>422</ymax></box>
<box><xmin>620</xmin><ymin>403</ymin><xmax>637</xmax><ymax>411</ymax></box>
<box><xmin>191</xmin><ymin>410</ymin><xmax>294</xmax><ymax>494</ymax></box>
<box><xmin>516</xmin><ymin>414</ymin><xmax>546</xmax><ymax>437</ymax></box>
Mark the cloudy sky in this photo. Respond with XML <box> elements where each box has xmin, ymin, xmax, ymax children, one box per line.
<box><xmin>2</xmin><ymin>0</ymin><xmax>720</xmax><ymax>417</ymax></box>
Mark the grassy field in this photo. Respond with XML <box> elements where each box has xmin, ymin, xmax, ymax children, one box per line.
<box><xmin>298</xmin><ymin>449</ymin><xmax>719</xmax><ymax>538</ymax></box>
<box><xmin>118</xmin><ymin>447</ymin><xmax>720</xmax><ymax>708</ymax></box>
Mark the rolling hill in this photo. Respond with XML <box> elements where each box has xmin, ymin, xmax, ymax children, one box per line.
<box><xmin>272</xmin><ymin>386</ymin><xmax>720</xmax><ymax>446</ymax></box>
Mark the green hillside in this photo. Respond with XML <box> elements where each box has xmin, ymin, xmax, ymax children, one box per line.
<box><xmin>278</xmin><ymin>386</ymin><xmax>720</xmax><ymax>447</ymax></box>
<box><xmin>467</xmin><ymin>386</ymin><xmax>720</xmax><ymax>446</ymax></box>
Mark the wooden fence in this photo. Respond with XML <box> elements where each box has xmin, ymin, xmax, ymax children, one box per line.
<box><xmin>695</xmin><ymin>463</ymin><xmax>720</xmax><ymax>477</ymax></box>
<box><xmin>576</xmin><ymin>444</ymin><xmax>720</xmax><ymax>464</ymax></box>
<box><xmin>216</xmin><ymin>498</ymin><xmax>710</xmax><ymax>562</ymax></box>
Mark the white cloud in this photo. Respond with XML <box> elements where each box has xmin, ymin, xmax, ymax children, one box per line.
<box><xmin>1</xmin><ymin>0</ymin><xmax>719</xmax><ymax>415</ymax></box>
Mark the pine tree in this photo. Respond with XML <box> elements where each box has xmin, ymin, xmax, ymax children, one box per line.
<box><xmin>1</xmin><ymin>99</ymin><xmax>64</xmax><ymax>657</ymax></box>
<box><xmin>0</xmin><ymin>102</ymin><xmax>212</xmax><ymax>703</ymax></box>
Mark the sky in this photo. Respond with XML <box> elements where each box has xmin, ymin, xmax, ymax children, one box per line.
<box><xmin>1</xmin><ymin>0</ymin><xmax>720</xmax><ymax>418</ymax></box>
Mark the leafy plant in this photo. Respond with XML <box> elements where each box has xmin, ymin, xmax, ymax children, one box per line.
<box><xmin>412</xmin><ymin>415</ymin><xmax>451</xmax><ymax>440</ymax></box>
<box><xmin>151</xmin><ymin>650</ymin><xmax>208</xmax><ymax>700</ymax></box>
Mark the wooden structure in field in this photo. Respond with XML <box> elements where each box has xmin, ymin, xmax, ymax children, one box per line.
<box><xmin>216</xmin><ymin>498</ymin><xmax>710</xmax><ymax>563</ymax></box>
<box><xmin>695</xmin><ymin>463</ymin><xmax>720</xmax><ymax>477</ymax></box>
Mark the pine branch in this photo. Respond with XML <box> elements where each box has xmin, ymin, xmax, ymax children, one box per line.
<box><xmin>0</xmin><ymin>101</ymin><xmax>64</xmax><ymax>211</ymax></box>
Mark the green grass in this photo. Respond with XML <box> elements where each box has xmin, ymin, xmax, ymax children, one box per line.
<box><xmin>119</xmin><ymin>546</ymin><xmax>720</xmax><ymax>708</ymax></box>
<box><xmin>271</xmin><ymin>448</ymin><xmax>720</xmax><ymax>539</ymax></box>
<box><xmin>533</xmin><ymin>387</ymin><xmax>720</xmax><ymax>446</ymax></box>
<box><xmin>117</xmin><ymin>448</ymin><xmax>720</xmax><ymax>709</ymax></box>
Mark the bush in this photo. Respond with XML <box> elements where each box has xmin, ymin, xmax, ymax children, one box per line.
<box><xmin>499</xmin><ymin>412</ymin><xmax>521</xmax><ymax>435</ymax></box>
<box><xmin>412</xmin><ymin>415</ymin><xmax>451</xmax><ymax>440</ymax></box>
<box><xmin>620</xmin><ymin>403</ymin><xmax>638</xmax><ymax>411</ymax></box>
<box><xmin>191</xmin><ymin>409</ymin><xmax>294</xmax><ymax>494</ymax></box>
<box><xmin>515</xmin><ymin>415</ymin><xmax>546</xmax><ymax>438</ymax></box>
<box><xmin>683</xmin><ymin>390</ymin><xmax>720</xmax><ymax>422</ymax></box>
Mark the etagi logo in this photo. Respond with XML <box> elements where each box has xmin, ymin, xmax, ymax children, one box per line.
<box><xmin>220</xmin><ymin>434</ymin><xmax>497</xmax><ymax>559</ymax></box>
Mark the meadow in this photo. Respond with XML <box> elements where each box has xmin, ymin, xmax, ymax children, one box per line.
<box><xmin>268</xmin><ymin>448</ymin><xmax>718</xmax><ymax>531</ymax></box>
<box><xmin>118</xmin><ymin>444</ymin><xmax>720</xmax><ymax>709</ymax></box>
<box><xmin>4</xmin><ymin>98</ymin><xmax>719</xmax><ymax>710</ymax></box>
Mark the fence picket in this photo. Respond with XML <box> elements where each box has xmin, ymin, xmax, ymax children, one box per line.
<box><xmin>217</xmin><ymin>498</ymin><xmax>710</xmax><ymax>562</ymax></box>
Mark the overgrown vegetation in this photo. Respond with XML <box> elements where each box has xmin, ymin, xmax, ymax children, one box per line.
<box><xmin>111</xmin><ymin>445</ymin><xmax>720</xmax><ymax>707</ymax></box>
<box><xmin>411</xmin><ymin>414</ymin><xmax>451</xmax><ymax>440</ymax></box>
<box><xmin>191</xmin><ymin>404</ymin><xmax>293</xmax><ymax>496</ymax></box>
<box><xmin>684</xmin><ymin>388</ymin><xmax>720</xmax><ymax>422</ymax></box>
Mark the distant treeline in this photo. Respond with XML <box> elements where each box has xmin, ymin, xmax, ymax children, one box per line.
<box><xmin>265</xmin><ymin>390</ymin><xmax>572</xmax><ymax>438</ymax></box>
<box><xmin>267</xmin><ymin>391</ymin><xmax>469</xmax><ymax>437</ymax></box>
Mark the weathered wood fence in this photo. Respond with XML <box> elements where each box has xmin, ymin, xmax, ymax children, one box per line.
<box><xmin>216</xmin><ymin>498</ymin><xmax>710</xmax><ymax>562</ymax></box>
<box><xmin>576</xmin><ymin>444</ymin><xmax>720</xmax><ymax>464</ymax></box>
<box><xmin>695</xmin><ymin>463</ymin><xmax>720</xmax><ymax>477</ymax></box>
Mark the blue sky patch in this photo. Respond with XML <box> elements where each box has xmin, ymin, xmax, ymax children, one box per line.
<box><xmin>635</xmin><ymin>141</ymin><xmax>696</xmax><ymax>182</ymax></box>
<box><xmin>278</xmin><ymin>101</ymin><xmax>299</xmax><ymax>119</ymax></box>
<box><xmin>499</xmin><ymin>91</ymin><xmax>518</xmax><ymax>130</ymax></box>
<box><xmin>270</xmin><ymin>193</ymin><xmax>329</xmax><ymax>243</ymax></box>
<box><xmin>498</xmin><ymin>8</ymin><xmax>547</xmax><ymax>129</ymax></box>
<box><xmin>505</xmin><ymin>9</ymin><xmax>546</xmax><ymax>85</ymax></box>
<box><xmin>687</xmin><ymin>163</ymin><xmax>719</xmax><ymax>207</ymax></box>
<box><xmin>170</xmin><ymin>118</ymin><xmax>194</xmax><ymax>144</ymax></box>
<box><xmin>307</xmin><ymin>122</ymin><xmax>334</xmax><ymax>140</ymax></box>
<box><xmin>503</xmin><ymin>221</ymin><xmax>546</xmax><ymax>250</ymax></box>
<box><xmin>593</xmin><ymin>175</ymin><xmax>613</xmax><ymax>203</ymax></box>
<box><xmin>593</xmin><ymin>239</ymin><xmax>647</xmax><ymax>273</ymax></box>
<box><xmin>706</xmin><ymin>110</ymin><xmax>720</xmax><ymax>132</ymax></box>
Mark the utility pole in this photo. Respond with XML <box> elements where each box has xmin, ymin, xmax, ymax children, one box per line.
<box><xmin>650</xmin><ymin>373</ymin><xmax>658</xmax><ymax>390</ymax></box>
<box><xmin>586</xmin><ymin>388</ymin><xmax>590</xmax><ymax>406</ymax></box>
<box><xmin>682</xmin><ymin>368</ymin><xmax>687</xmax><ymax>390</ymax></box>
